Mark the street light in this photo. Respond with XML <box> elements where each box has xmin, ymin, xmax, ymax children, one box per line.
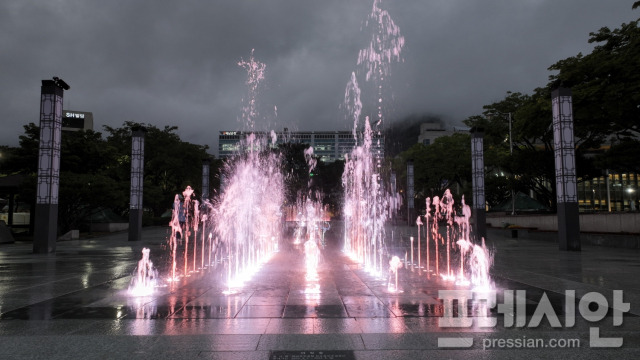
<box><xmin>627</xmin><ymin>187</ymin><xmax>636</xmax><ymax>211</ymax></box>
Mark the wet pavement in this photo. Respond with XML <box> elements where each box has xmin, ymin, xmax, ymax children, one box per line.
<box><xmin>0</xmin><ymin>226</ymin><xmax>639</xmax><ymax>359</ymax></box>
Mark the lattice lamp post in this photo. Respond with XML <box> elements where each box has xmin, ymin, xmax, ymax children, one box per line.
<box><xmin>202</xmin><ymin>158</ymin><xmax>211</xmax><ymax>201</ymax></box>
<box><xmin>128</xmin><ymin>127</ymin><xmax>146</xmax><ymax>242</ymax></box>
<box><xmin>33</xmin><ymin>77</ymin><xmax>69</xmax><ymax>254</ymax></box>
<box><xmin>406</xmin><ymin>160</ymin><xmax>414</xmax><ymax>226</ymax></box>
<box><xmin>552</xmin><ymin>87</ymin><xmax>580</xmax><ymax>251</ymax></box>
<box><xmin>470</xmin><ymin>127</ymin><xmax>487</xmax><ymax>240</ymax></box>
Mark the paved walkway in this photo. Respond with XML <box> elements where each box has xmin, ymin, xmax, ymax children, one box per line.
<box><xmin>0</xmin><ymin>226</ymin><xmax>638</xmax><ymax>359</ymax></box>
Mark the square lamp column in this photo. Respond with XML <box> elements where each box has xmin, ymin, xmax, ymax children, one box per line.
<box><xmin>128</xmin><ymin>127</ymin><xmax>146</xmax><ymax>242</ymax></box>
<box><xmin>202</xmin><ymin>158</ymin><xmax>211</xmax><ymax>201</ymax></box>
<box><xmin>470</xmin><ymin>127</ymin><xmax>487</xmax><ymax>240</ymax></box>
<box><xmin>552</xmin><ymin>87</ymin><xmax>580</xmax><ymax>251</ymax></box>
<box><xmin>390</xmin><ymin>171</ymin><xmax>397</xmax><ymax>224</ymax></box>
<box><xmin>407</xmin><ymin>160</ymin><xmax>414</xmax><ymax>226</ymax></box>
<box><xmin>33</xmin><ymin>77</ymin><xmax>69</xmax><ymax>254</ymax></box>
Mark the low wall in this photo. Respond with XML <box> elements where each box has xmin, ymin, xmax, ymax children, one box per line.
<box><xmin>485</xmin><ymin>212</ymin><xmax>640</xmax><ymax>234</ymax></box>
<box><xmin>90</xmin><ymin>223</ymin><xmax>128</xmax><ymax>232</ymax></box>
<box><xmin>487</xmin><ymin>227</ymin><xmax>640</xmax><ymax>249</ymax></box>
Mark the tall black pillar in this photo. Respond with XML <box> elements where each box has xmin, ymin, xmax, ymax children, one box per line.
<box><xmin>470</xmin><ymin>128</ymin><xmax>487</xmax><ymax>240</ymax></box>
<box><xmin>552</xmin><ymin>87</ymin><xmax>580</xmax><ymax>251</ymax></box>
<box><xmin>202</xmin><ymin>158</ymin><xmax>211</xmax><ymax>201</ymax></box>
<box><xmin>406</xmin><ymin>160</ymin><xmax>414</xmax><ymax>226</ymax></box>
<box><xmin>128</xmin><ymin>127</ymin><xmax>146</xmax><ymax>241</ymax></box>
<box><xmin>33</xmin><ymin>78</ymin><xmax>69</xmax><ymax>254</ymax></box>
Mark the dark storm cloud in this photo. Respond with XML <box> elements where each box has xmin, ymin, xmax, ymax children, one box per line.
<box><xmin>0</xmin><ymin>0</ymin><xmax>636</xmax><ymax>155</ymax></box>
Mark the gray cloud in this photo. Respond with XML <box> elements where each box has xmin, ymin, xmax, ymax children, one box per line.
<box><xmin>0</xmin><ymin>0</ymin><xmax>636</xmax><ymax>155</ymax></box>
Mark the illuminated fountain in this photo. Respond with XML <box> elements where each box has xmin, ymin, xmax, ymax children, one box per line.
<box><xmin>424</xmin><ymin>192</ymin><xmax>494</xmax><ymax>290</ymax></box>
<box><xmin>168</xmin><ymin>194</ymin><xmax>181</xmax><ymax>282</ymax></box>
<box><xmin>212</xmin><ymin>50</ymin><xmax>283</xmax><ymax>293</ymax></box>
<box><xmin>342</xmin><ymin>113</ymin><xmax>391</xmax><ymax>275</ymax></box>
<box><xmin>123</xmin><ymin>1</ymin><xmax>495</xmax><ymax>300</ymax></box>
<box><xmin>342</xmin><ymin>1</ymin><xmax>493</xmax><ymax>290</ymax></box>
<box><xmin>180</xmin><ymin>186</ymin><xmax>201</xmax><ymax>277</ymax></box>
<box><xmin>387</xmin><ymin>255</ymin><xmax>403</xmax><ymax>293</ymax></box>
<box><xmin>129</xmin><ymin>248</ymin><xmax>158</xmax><ymax>296</ymax></box>
<box><xmin>304</xmin><ymin>238</ymin><xmax>320</xmax><ymax>280</ymax></box>
<box><xmin>342</xmin><ymin>0</ymin><xmax>405</xmax><ymax>276</ymax></box>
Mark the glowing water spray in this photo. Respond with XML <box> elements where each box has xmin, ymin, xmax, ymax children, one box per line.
<box><xmin>168</xmin><ymin>194</ymin><xmax>181</xmax><ymax>282</ymax></box>
<box><xmin>424</xmin><ymin>191</ymin><xmax>493</xmax><ymax>290</ymax></box>
<box><xmin>425</xmin><ymin>197</ymin><xmax>431</xmax><ymax>275</ymax></box>
<box><xmin>238</xmin><ymin>49</ymin><xmax>266</xmax><ymax>131</ymax></box>
<box><xmin>304</xmin><ymin>238</ymin><xmax>320</xmax><ymax>281</ymax></box>
<box><xmin>129</xmin><ymin>248</ymin><xmax>158</xmax><ymax>296</ymax></box>
<box><xmin>343</xmin><ymin>0</ymin><xmax>404</xmax><ymax>276</ymax></box>
<box><xmin>213</xmin><ymin>51</ymin><xmax>283</xmax><ymax>293</ymax></box>
<box><xmin>358</xmin><ymin>0</ymin><xmax>405</xmax><ymax>129</ymax></box>
<box><xmin>388</xmin><ymin>255</ymin><xmax>403</xmax><ymax>293</ymax></box>
<box><xmin>416</xmin><ymin>215</ymin><xmax>423</xmax><ymax>270</ymax></box>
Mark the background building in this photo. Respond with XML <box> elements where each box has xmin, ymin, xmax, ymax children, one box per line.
<box><xmin>417</xmin><ymin>120</ymin><xmax>468</xmax><ymax>146</ymax></box>
<box><xmin>218</xmin><ymin>130</ymin><xmax>383</xmax><ymax>163</ymax></box>
<box><xmin>62</xmin><ymin>110</ymin><xmax>93</xmax><ymax>132</ymax></box>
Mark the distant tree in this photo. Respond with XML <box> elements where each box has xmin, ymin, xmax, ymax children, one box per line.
<box><xmin>465</xmin><ymin>89</ymin><xmax>602</xmax><ymax>210</ymax></box>
<box><xmin>4</xmin><ymin>125</ymin><xmax>126</xmax><ymax>233</ymax></box>
<box><xmin>6</xmin><ymin>121</ymin><xmax>215</xmax><ymax>234</ymax></box>
<box><xmin>548</xmin><ymin>13</ymin><xmax>640</xmax><ymax>142</ymax></box>
<box><xmin>4</xmin><ymin>123</ymin><xmax>40</xmax><ymax>175</ymax></box>
<box><xmin>465</xmin><ymin>92</ymin><xmax>557</xmax><ymax>209</ymax></box>
<box><xmin>103</xmin><ymin>121</ymin><xmax>213</xmax><ymax>218</ymax></box>
<box><xmin>0</xmin><ymin>145</ymin><xmax>18</xmax><ymax>176</ymax></box>
<box><xmin>394</xmin><ymin>133</ymin><xmax>471</xmax><ymax>213</ymax></box>
<box><xmin>595</xmin><ymin>139</ymin><xmax>640</xmax><ymax>174</ymax></box>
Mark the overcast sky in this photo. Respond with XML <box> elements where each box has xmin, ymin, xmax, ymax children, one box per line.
<box><xmin>1</xmin><ymin>0</ymin><xmax>636</xmax><ymax>156</ymax></box>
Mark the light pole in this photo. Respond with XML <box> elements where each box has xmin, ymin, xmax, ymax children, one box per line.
<box><xmin>507</xmin><ymin>112</ymin><xmax>515</xmax><ymax>216</ymax></box>
<box><xmin>88</xmin><ymin>181</ymin><xmax>92</xmax><ymax>235</ymax></box>
<box><xmin>34</xmin><ymin>77</ymin><xmax>69</xmax><ymax>254</ymax></box>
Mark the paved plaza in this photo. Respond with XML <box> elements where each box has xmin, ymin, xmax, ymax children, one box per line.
<box><xmin>0</xmin><ymin>225</ymin><xmax>639</xmax><ymax>359</ymax></box>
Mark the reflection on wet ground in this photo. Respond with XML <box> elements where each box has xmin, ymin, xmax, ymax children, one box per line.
<box><xmin>1</xmin><ymin>227</ymin><xmax>637</xmax><ymax>325</ymax></box>
<box><xmin>0</xmin><ymin>239</ymin><xmax>462</xmax><ymax>322</ymax></box>
<box><xmin>1</xmin><ymin>226</ymin><xmax>639</xmax><ymax>359</ymax></box>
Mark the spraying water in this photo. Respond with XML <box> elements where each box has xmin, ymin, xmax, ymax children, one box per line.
<box><xmin>123</xmin><ymin>2</ymin><xmax>495</xmax><ymax>300</ymax></box>
<box><xmin>343</xmin><ymin>0</ymin><xmax>405</xmax><ymax>277</ymax></box>
<box><xmin>213</xmin><ymin>51</ymin><xmax>284</xmax><ymax>292</ymax></box>
<box><xmin>129</xmin><ymin>248</ymin><xmax>158</xmax><ymax>296</ymax></box>
<box><xmin>238</xmin><ymin>49</ymin><xmax>266</xmax><ymax>132</ymax></box>
<box><xmin>388</xmin><ymin>255</ymin><xmax>403</xmax><ymax>293</ymax></box>
<box><xmin>423</xmin><ymin>192</ymin><xmax>494</xmax><ymax>290</ymax></box>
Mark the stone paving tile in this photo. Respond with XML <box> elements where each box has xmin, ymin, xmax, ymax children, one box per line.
<box><xmin>168</xmin><ymin>304</ymin><xmax>241</xmax><ymax>319</ymax></box>
<box><xmin>283</xmin><ymin>304</ymin><xmax>349</xmax><ymax>318</ymax></box>
<box><xmin>151</xmin><ymin>334</ymin><xmax>263</xmax><ymax>352</ymax></box>
<box><xmin>256</xmin><ymin>333</ymin><xmax>366</xmax><ymax>351</ymax></box>
<box><xmin>236</xmin><ymin>305</ymin><xmax>285</xmax><ymax>318</ymax></box>
<box><xmin>265</xmin><ymin>318</ymin><xmax>315</xmax><ymax>334</ymax></box>
<box><xmin>355</xmin><ymin>317</ymin><xmax>411</xmax><ymax>333</ymax></box>
<box><xmin>314</xmin><ymin>318</ymin><xmax>362</xmax><ymax>334</ymax></box>
<box><xmin>361</xmin><ymin>332</ymin><xmax>444</xmax><ymax>350</ymax></box>
<box><xmin>197</xmin><ymin>351</ymin><xmax>271</xmax><ymax>360</ymax></box>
